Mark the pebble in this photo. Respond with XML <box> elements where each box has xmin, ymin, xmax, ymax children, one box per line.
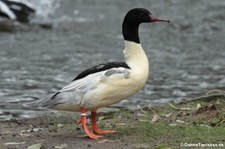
<box><xmin>57</xmin><ymin>124</ymin><xmax>64</xmax><ymax>128</ymax></box>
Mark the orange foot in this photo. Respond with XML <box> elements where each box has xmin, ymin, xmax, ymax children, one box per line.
<box><xmin>92</xmin><ymin>126</ymin><xmax>118</xmax><ymax>135</ymax></box>
<box><xmin>91</xmin><ymin>111</ymin><xmax>118</xmax><ymax>135</ymax></box>
<box><xmin>80</xmin><ymin>107</ymin><xmax>102</xmax><ymax>139</ymax></box>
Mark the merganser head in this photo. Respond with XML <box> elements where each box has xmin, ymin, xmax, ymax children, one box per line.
<box><xmin>123</xmin><ymin>8</ymin><xmax>169</xmax><ymax>43</ymax></box>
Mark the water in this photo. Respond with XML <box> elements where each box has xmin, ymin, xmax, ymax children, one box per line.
<box><xmin>0</xmin><ymin>0</ymin><xmax>225</xmax><ymax>120</ymax></box>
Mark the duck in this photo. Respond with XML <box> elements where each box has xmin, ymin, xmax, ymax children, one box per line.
<box><xmin>0</xmin><ymin>0</ymin><xmax>16</xmax><ymax>20</ymax></box>
<box><xmin>0</xmin><ymin>0</ymin><xmax>35</xmax><ymax>23</ymax></box>
<box><xmin>26</xmin><ymin>8</ymin><xmax>169</xmax><ymax>139</ymax></box>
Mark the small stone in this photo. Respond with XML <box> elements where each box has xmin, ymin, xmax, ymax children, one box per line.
<box><xmin>176</xmin><ymin>120</ymin><xmax>185</xmax><ymax>123</ymax></box>
<box><xmin>57</xmin><ymin>124</ymin><xmax>64</xmax><ymax>128</ymax></box>
<box><xmin>31</xmin><ymin>128</ymin><xmax>44</xmax><ymax>132</ymax></box>
<box><xmin>54</xmin><ymin>143</ymin><xmax>67</xmax><ymax>149</ymax></box>
<box><xmin>169</xmin><ymin>123</ymin><xmax>177</xmax><ymax>127</ymax></box>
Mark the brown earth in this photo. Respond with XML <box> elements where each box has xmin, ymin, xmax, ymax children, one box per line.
<box><xmin>0</xmin><ymin>94</ymin><xmax>224</xmax><ymax>149</ymax></box>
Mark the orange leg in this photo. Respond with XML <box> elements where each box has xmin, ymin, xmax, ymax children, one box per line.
<box><xmin>80</xmin><ymin>107</ymin><xmax>102</xmax><ymax>139</ymax></box>
<box><xmin>91</xmin><ymin>111</ymin><xmax>118</xmax><ymax>134</ymax></box>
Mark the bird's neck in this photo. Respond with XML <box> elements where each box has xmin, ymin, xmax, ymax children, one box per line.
<box><xmin>123</xmin><ymin>40</ymin><xmax>149</xmax><ymax>69</ymax></box>
<box><xmin>122</xmin><ymin>20</ymin><xmax>149</xmax><ymax>71</ymax></box>
<box><xmin>122</xmin><ymin>21</ymin><xmax>140</xmax><ymax>44</ymax></box>
<box><xmin>123</xmin><ymin>40</ymin><xmax>149</xmax><ymax>86</ymax></box>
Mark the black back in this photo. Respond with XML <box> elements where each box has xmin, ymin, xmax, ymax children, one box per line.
<box><xmin>0</xmin><ymin>11</ymin><xmax>10</xmax><ymax>19</ymax></box>
<box><xmin>73</xmin><ymin>62</ymin><xmax>130</xmax><ymax>81</ymax></box>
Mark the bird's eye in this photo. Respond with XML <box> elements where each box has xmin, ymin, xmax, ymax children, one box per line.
<box><xmin>140</xmin><ymin>12</ymin><xmax>145</xmax><ymax>15</ymax></box>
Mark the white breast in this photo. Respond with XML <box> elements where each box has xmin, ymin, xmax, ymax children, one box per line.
<box><xmin>123</xmin><ymin>40</ymin><xmax>149</xmax><ymax>87</ymax></box>
<box><xmin>85</xmin><ymin>41</ymin><xmax>149</xmax><ymax>110</ymax></box>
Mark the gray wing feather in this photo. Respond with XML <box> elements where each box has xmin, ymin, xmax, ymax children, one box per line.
<box><xmin>59</xmin><ymin>67</ymin><xmax>130</xmax><ymax>93</ymax></box>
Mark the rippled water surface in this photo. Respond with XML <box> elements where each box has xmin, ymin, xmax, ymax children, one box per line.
<box><xmin>1</xmin><ymin>0</ymin><xmax>225</xmax><ymax>120</ymax></box>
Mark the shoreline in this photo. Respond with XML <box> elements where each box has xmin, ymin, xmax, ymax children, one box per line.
<box><xmin>0</xmin><ymin>91</ymin><xmax>224</xmax><ymax>149</ymax></box>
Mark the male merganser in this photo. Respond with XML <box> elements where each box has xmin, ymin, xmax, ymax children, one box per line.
<box><xmin>26</xmin><ymin>8</ymin><xmax>169</xmax><ymax>139</ymax></box>
<box><xmin>0</xmin><ymin>0</ymin><xmax>35</xmax><ymax>23</ymax></box>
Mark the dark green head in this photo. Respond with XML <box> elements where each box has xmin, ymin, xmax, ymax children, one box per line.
<box><xmin>123</xmin><ymin>8</ymin><xmax>169</xmax><ymax>43</ymax></box>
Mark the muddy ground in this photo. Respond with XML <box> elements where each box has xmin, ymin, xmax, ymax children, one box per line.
<box><xmin>0</xmin><ymin>91</ymin><xmax>224</xmax><ymax>149</ymax></box>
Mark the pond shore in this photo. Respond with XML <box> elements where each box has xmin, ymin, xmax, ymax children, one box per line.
<box><xmin>0</xmin><ymin>91</ymin><xmax>224</xmax><ymax>149</ymax></box>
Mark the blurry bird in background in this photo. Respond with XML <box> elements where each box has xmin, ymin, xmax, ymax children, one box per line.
<box><xmin>0</xmin><ymin>0</ymin><xmax>35</xmax><ymax>23</ymax></box>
